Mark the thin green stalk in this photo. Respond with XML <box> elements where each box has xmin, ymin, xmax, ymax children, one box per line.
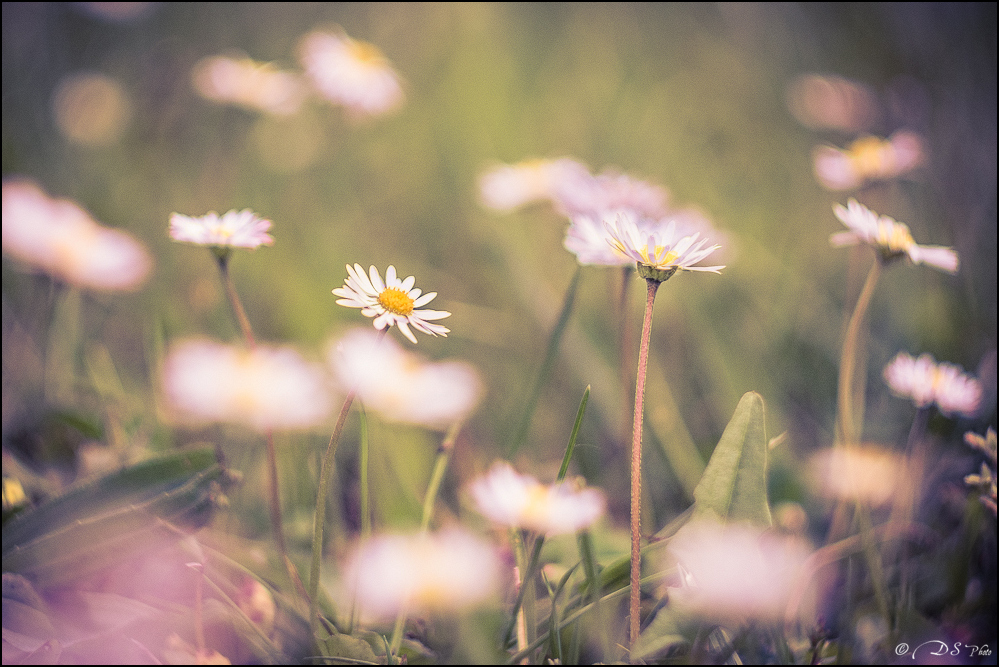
<box><xmin>388</xmin><ymin>422</ymin><xmax>462</xmax><ymax>656</ymax></box>
<box><xmin>502</xmin><ymin>386</ymin><xmax>590</xmax><ymax>648</ymax></box>
<box><xmin>630</xmin><ymin>278</ymin><xmax>660</xmax><ymax>648</ymax></box>
<box><xmin>577</xmin><ymin>529</ymin><xmax>609</xmax><ymax>661</ymax></box>
<box><xmin>215</xmin><ymin>252</ymin><xmax>305</xmax><ymax>604</ymax></box>
<box><xmin>836</xmin><ymin>259</ymin><xmax>881</xmax><ymax>447</ymax></box>
<box><xmin>310</xmin><ymin>388</ymin><xmax>357</xmax><ymax>640</ymax></box>
<box><xmin>506</xmin><ymin>265</ymin><xmax>582</xmax><ymax>457</ymax></box>
<box><xmin>347</xmin><ymin>406</ymin><xmax>371</xmax><ymax>635</ymax></box>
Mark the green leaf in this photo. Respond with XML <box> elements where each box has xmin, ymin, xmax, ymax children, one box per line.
<box><xmin>2</xmin><ymin>448</ymin><xmax>227</xmax><ymax>585</ymax></box>
<box><xmin>692</xmin><ymin>391</ymin><xmax>772</xmax><ymax>527</ymax></box>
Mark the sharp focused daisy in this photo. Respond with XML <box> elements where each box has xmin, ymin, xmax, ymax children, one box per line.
<box><xmin>333</xmin><ymin>264</ymin><xmax>450</xmax><ymax>344</ymax></box>
<box><xmin>298</xmin><ymin>28</ymin><xmax>404</xmax><ymax>118</ymax></box>
<box><xmin>604</xmin><ymin>211</ymin><xmax>724</xmax><ymax>281</ymax></box>
<box><xmin>884</xmin><ymin>351</ymin><xmax>982</xmax><ymax>417</ymax></box>
<box><xmin>169</xmin><ymin>209</ymin><xmax>274</xmax><ymax>250</ymax></box>
<box><xmin>830</xmin><ymin>199</ymin><xmax>958</xmax><ymax>273</ymax></box>
<box><xmin>468</xmin><ymin>461</ymin><xmax>606</xmax><ymax>535</ymax></box>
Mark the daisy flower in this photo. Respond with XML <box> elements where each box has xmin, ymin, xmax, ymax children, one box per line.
<box><xmin>298</xmin><ymin>28</ymin><xmax>404</xmax><ymax>118</ymax></box>
<box><xmin>333</xmin><ymin>264</ymin><xmax>450</xmax><ymax>344</ymax></box>
<box><xmin>477</xmin><ymin>157</ymin><xmax>590</xmax><ymax>212</ymax></box>
<box><xmin>552</xmin><ymin>167</ymin><xmax>669</xmax><ymax>219</ymax></box>
<box><xmin>809</xmin><ymin>445</ymin><xmax>904</xmax><ymax>507</ymax></box>
<box><xmin>884</xmin><ymin>351</ymin><xmax>982</xmax><ymax>417</ymax></box>
<box><xmin>468</xmin><ymin>461</ymin><xmax>606</xmax><ymax>535</ymax></box>
<box><xmin>340</xmin><ymin>528</ymin><xmax>502</xmax><ymax>621</ymax></box>
<box><xmin>830</xmin><ymin>199</ymin><xmax>958</xmax><ymax>273</ymax></box>
<box><xmin>169</xmin><ymin>209</ymin><xmax>274</xmax><ymax>250</ymax></box>
<box><xmin>2</xmin><ymin>179</ymin><xmax>152</xmax><ymax>291</ymax></box>
<box><xmin>330</xmin><ymin>328</ymin><xmax>482</xmax><ymax>427</ymax></box>
<box><xmin>192</xmin><ymin>54</ymin><xmax>306</xmax><ymax>116</ymax></box>
<box><xmin>813</xmin><ymin>131</ymin><xmax>924</xmax><ymax>191</ymax></box>
<box><xmin>666</xmin><ymin>518</ymin><xmax>811</xmax><ymax>623</ymax></box>
<box><xmin>162</xmin><ymin>338</ymin><xmax>332</xmax><ymax>432</ymax></box>
<box><xmin>604</xmin><ymin>210</ymin><xmax>724</xmax><ymax>282</ymax></box>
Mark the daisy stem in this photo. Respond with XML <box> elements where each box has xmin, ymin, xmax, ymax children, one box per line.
<box><xmin>215</xmin><ymin>253</ymin><xmax>306</xmax><ymax>606</ymax></box>
<box><xmin>388</xmin><ymin>422</ymin><xmax>462</xmax><ymax>657</ymax></box>
<box><xmin>309</xmin><ymin>387</ymin><xmax>356</xmax><ymax>641</ymax></box>
<box><xmin>630</xmin><ymin>277</ymin><xmax>660</xmax><ymax>650</ymax></box>
<box><xmin>836</xmin><ymin>258</ymin><xmax>881</xmax><ymax>448</ymax></box>
<box><xmin>347</xmin><ymin>406</ymin><xmax>371</xmax><ymax>635</ymax></box>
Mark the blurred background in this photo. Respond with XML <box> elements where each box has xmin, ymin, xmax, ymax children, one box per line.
<box><xmin>3</xmin><ymin>2</ymin><xmax>996</xmax><ymax>550</ymax></box>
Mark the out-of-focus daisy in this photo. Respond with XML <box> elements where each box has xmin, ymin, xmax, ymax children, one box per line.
<box><xmin>333</xmin><ymin>264</ymin><xmax>450</xmax><ymax>344</ymax></box>
<box><xmin>340</xmin><ymin>528</ymin><xmax>502</xmax><ymax>621</ymax></box>
<box><xmin>169</xmin><ymin>209</ymin><xmax>274</xmax><ymax>252</ymax></box>
<box><xmin>552</xmin><ymin>168</ymin><xmax>669</xmax><ymax>220</ymax></box>
<box><xmin>786</xmin><ymin>73</ymin><xmax>878</xmax><ymax>134</ymax></box>
<box><xmin>298</xmin><ymin>28</ymin><xmax>404</xmax><ymax>118</ymax></box>
<box><xmin>813</xmin><ymin>131</ymin><xmax>925</xmax><ymax>191</ymax></box>
<box><xmin>830</xmin><ymin>199</ymin><xmax>958</xmax><ymax>273</ymax></box>
<box><xmin>2</xmin><ymin>179</ymin><xmax>152</xmax><ymax>291</ymax></box>
<box><xmin>468</xmin><ymin>461</ymin><xmax>605</xmax><ymax>535</ymax></box>
<box><xmin>884</xmin><ymin>351</ymin><xmax>982</xmax><ymax>417</ymax></box>
<box><xmin>330</xmin><ymin>328</ymin><xmax>482</xmax><ymax>427</ymax></box>
<box><xmin>162</xmin><ymin>338</ymin><xmax>331</xmax><ymax>432</ymax></box>
<box><xmin>809</xmin><ymin>445</ymin><xmax>904</xmax><ymax>507</ymax></box>
<box><xmin>666</xmin><ymin>518</ymin><xmax>811</xmax><ymax>623</ymax></box>
<box><xmin>478</xmin><ymin>157</ymin><xmax>590</xmax><ymax>212</ymax></box>
<box><xmin>604</xmin><ymin>211</ymin><xmax>724</xmax><ymax>281</ymax></box>
<box><xmin>192</xmin><ymin>54</ymin><xmax>306</xmax><ymax>116</ymax></box>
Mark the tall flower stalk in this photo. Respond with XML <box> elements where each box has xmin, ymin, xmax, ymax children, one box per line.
<box><xmin>168</xmin><ymin>211</ymin><xmax>309</xmax><ymax>601</ymax></box>
<box><xmin>604</xmin><ymin>213</ymin><xmax>723</xmax><ymax>650</ymax></box>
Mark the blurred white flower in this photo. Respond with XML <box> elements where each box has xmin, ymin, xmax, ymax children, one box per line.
<box><xmin>2</xmin><ymin>179</ymin><xmax>152</xmax><ymax>291</ymax></box>
<box><xmin>478</xmin><ymin>157</ymin><xmax>590</xmax><ymax>212</ymax></box>
<box><xmin>298</xmin><ymin>28</ymin><xmax>404</xmax><ymax>117</ymax></box>
<box><xmin>830</xmin><ymin>198</ymin><xmax>958</xmax><ymax>273</ymax></box>
<box><xmin>604</xmin><ymin>210</ymin><xmax>724</xmax><ymax>279</ymax></box>
<box><xmin>333</xmin><ymin>264</ymin><xmax>450</xmax><ymax>344</ymax></box>
<box><xmin>468</xmin><ymin>461</ymin><xmax>606</xmax><ymax>535</ymax></box>
<box><xmin>813</xmin><ymin>131</ymin><xmax>925</xmax><ymax>191</ymax></box>
<box><xmin>330</xmin><ymin>328</ymin><xmax>482</xmax><ymax>428</ymax></box>
<box><xmin>340</xmin><ymin>528</ymin><xmax>502</xmax><ymax>621</ymax></box>
<box><xmin>809</xmin><ymin>445</ymin><xmax>903</xmax><ymax>507</ymax></box>
<box><xmin>162</xmin><ymin>338</ymin><xmax>331</xmax><ymax>432</ymax></box>
<box><xmin>192</xmin><ymin>54</ymin><xmax>306</xmax><ymax>116</ymax></box>
<box><xmin>786</xmin><ymin>73</ymin><xmax>879</xmax><ymax>134</ymax></box>
<box><xmin>884</xmin><ymin>351</ymin><xmax>982</xmax><ymax>417</ymax></box>
<box><xmin>169</xmin><ymin>209</ymin><xmax>274</xmax><ymax>250</ymax></box>
<box><xmin>666</xmin><ymin>518</ymin><xmax>811</xmax><ymax>623</ymax></box>
<box><xmin>552</xmin><ymin>168</ymin><xmax>669</xmax><ymax>220</ymax></box>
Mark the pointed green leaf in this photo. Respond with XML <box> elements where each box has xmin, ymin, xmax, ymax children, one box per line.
<box><xmin>692</xmin><ymin>391</ymin><xmax>771</xmax><ymax>527</ymax></box>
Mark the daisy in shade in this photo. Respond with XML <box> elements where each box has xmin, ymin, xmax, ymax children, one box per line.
<box><xmin>169</xmin><ymin>209</ymin><xmax>274</xmax><ymax>252</ymax></box>
<box><xmin>604</xmin><ymin>210</ymin><xmax>724</xmax><ymax>282</ymax></box>
<box><xmin>333</xmin><ymin>264</ymin><xmax>450</xmax><ymax>344</ymax></box>
<box><xmin>883</xmin><ymin>351</ymin><xmax>982</xmax><ymax>417</ymax></box>
<box><xmin>830</xmin><ymin>199</ymin><xmax>958</xmax><ymax>273</ymax></box>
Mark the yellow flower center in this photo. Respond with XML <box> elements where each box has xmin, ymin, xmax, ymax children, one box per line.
<box><xmin>875</xmin><ymin>220</ymin><xmax>915</xmax><ymax>254</ymax></box>
<box><xmin>377</xmin><ymin>287</ymin><xmax>414</xmax><ymax>316</ymax></box>
<box><xmin>348</xmin><ymin>40</ymin><xmax>386</xmax><ymax>66</ymax></box>
<box><xmin>848</xmin><ymin>135</ymin><xmax>890</xmax><ymax>178</ymax></box>
<box><xmin>657</xmin><ymin>249</ymin><xmax>680</xmax><ymax>266</ymax></box>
